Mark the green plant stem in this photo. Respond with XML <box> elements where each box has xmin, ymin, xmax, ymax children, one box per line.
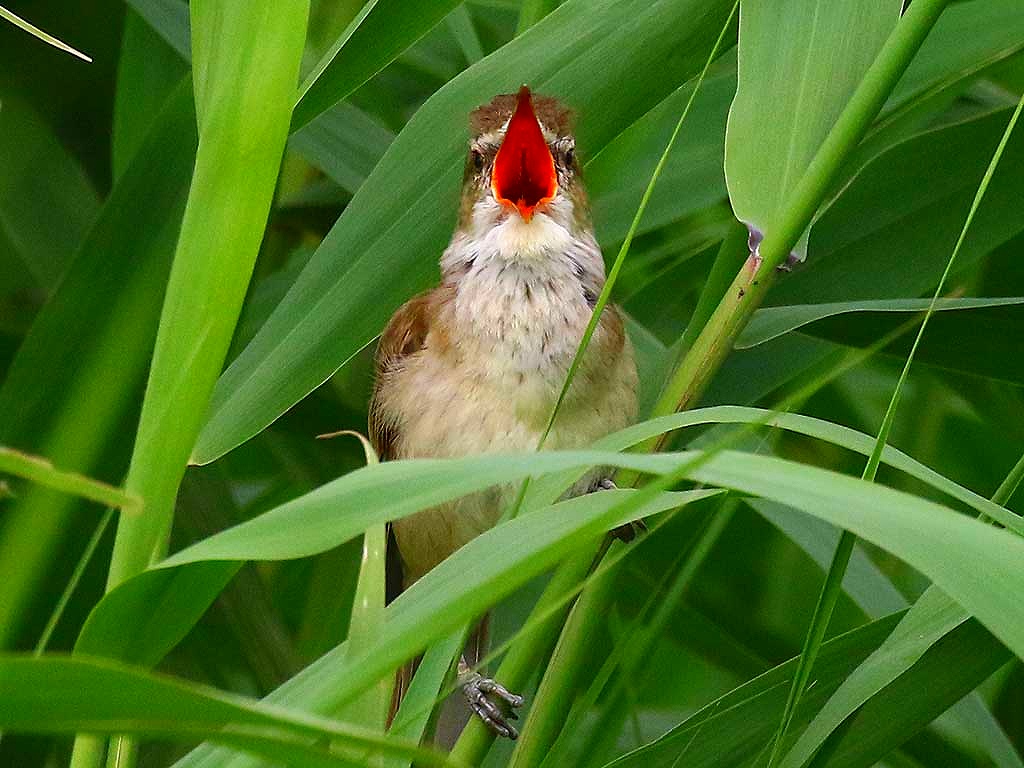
<box><xmin>483</xmin><ymin>3</ymin><xmax>954</xmax><ymax>762</ymax></box>
<box><xmin>508</xmin><ymin>546</ymin><xmax>620</xmax><ymax>768</ymax></box>
<box><xmin>766</xmin><ymin>86</ymin><xmax>1024</xmax><ymax>768</ymax></box>
<box><xmin>0</xmin><ymin>3</ymin><xmax>92</xmax><ymax>61</ymax></box>
<box><xmin>103</xmin><ymin>0</ymin><xmax>309</xmax><ymax>589</ymax></box>
<box><xmin>993</xmin><ymin>452</ymin><xmax>1024</xmax><ymax>506</ymax></box>
<box><xmin>34</xmin><ymin>510</ymin><xmax>114</xmax><ymax>654</ymax></box>
<box><xmin>650</xmin><ymin>0</ymin><xmax>951</xmax><ymax>432</ymax></box>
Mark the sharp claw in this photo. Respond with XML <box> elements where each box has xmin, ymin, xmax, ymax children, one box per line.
<box><xmin>462</xmin><ymin>675</ymin><xmax>523</xmax><ymax>740</ymax></box>
<box><xmin>478</xmin><ymin>679</ymin><xmax>524</xmax><ymax>707</ymax></box>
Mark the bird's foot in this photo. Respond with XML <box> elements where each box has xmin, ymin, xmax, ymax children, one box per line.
<box><xmin>592</xmin><ymin>478</ymin><xmax>648</xmax><ymax>542</ymax></box>
<box><xmin>460</xmin><ymin>672</ymin><xmax>523</xmax><ymax>740</ymax></box>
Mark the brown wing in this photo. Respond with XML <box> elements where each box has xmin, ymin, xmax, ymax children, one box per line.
<box><xmin>368</xmin><ymin>290</ymin><xmax>436</xmax><ymax>462</ymax></box>
<box><xmin>372</xmin><ymin>292</ymin><xmax>439</xmax><ymax>718</ymax></box>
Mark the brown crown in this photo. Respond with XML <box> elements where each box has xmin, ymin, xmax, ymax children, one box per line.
<box><xmin>469</xmin><ymin>89</ymin><xmax>574</xmax><ymax>138</ymax></box>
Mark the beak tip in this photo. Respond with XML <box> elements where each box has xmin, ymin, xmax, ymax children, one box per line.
<box><xmin>491</xmin><ymin>85</ymin><xmax>556</xmax><ymax>220</ymax></box>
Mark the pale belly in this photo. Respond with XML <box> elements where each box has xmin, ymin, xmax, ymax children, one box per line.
<box><xmin>389</xmin><ymin>345</ymin><xmax>635</xmax><ymax>584</ymax></box>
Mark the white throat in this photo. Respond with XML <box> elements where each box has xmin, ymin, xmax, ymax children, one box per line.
<box><xmin>438</xmin><ymin>203</ymin><xmax>606</xmax><ymax>409</ymax></box>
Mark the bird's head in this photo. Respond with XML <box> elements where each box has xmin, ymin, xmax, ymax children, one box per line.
<box><xmin>458</xmin><ymin>86</ymin><xmax>589</xmax><ymax>252</ymax></box>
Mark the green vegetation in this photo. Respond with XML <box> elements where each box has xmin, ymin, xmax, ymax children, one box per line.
<box><xmin>1</xmin><ymin>1</ymin><xmax>1023</xmax><ymax>767</ymax></box>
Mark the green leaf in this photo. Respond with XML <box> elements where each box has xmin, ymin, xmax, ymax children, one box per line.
<box><xmin>293</xmin><ymin>0</ymin><xmax>464</xmax><ymax>130</ymax></box>
<box><xmin>777</xmin><ymin>586</ymin><xmax>968</xmax><ymax>768</ymax></box>
<box><xmin>75</xmin><ymin>443</ymin><xmax>716</xmax><ymax>690</ymax></box>
<box><xmin>522</xmin><ymin>406</ymin><xmax>1022</xmax><ymax>535</ymax></box>
<box><xmin>331</xmin><ymin>433</ymin><xmax>392</xmax><ymax>731</ymax></box>
<box><xmin>588</xmin><ymin>68</ymin><xmax>733</xmax><ymax>246</ymax></box>
<box><xmin>883</xmin><ymin>0</ymin><xmax>1024</xmax><ymax>112</ymax></box>
<box><xmin>623</xmin><ymin>315</ymin><xmax>674</xmax><ymax>417</ymax></box>
<box><xmin>0</xmin><ymin>446</ymin><xmax>140</xmax><ymax>513</ymax></box>
<box><xmin>0</xmin><ymin>81</ymin><xmax>196</xmax><ymax>647</ymax></box>
<box><xmin>193</xmin><ymin>0</ymin><xmax>737</xmax><ymax>464</ymax></box>
<box><xmin>125</xmin><ymin>0</ymin><xmax>190</xmax><ymax>57</ymax></box>
<box><xmin>385</xmin><ymin>629</ymin><xmax>466</xmax><ymax>768</ymax></box>
<box><xmin>160</xmin><ymin>468</ymin><xmax>710</xmax><ymax>569</ymax></box>
<box><xmin>0</xmin><ymin>96</ymin><xmax>100</xmax><ymax>291</ymax></box>
<box><xmin>106</xmin><ymin>0</ymin><xmax>311</xmax><ymax>587</ymax></box>
<box><xmin>832</xmin><ymin>0</ymin><xmax>1024</xmax><ymax>200</ymax></box>
<box><xmin>602</xmin><ymin>613</ymin><xmax>905</xmax><ymax>768</ymax></box>
<box><xmin>446</xmin><ymin>5</ymin><xmax>485</xmax><ymax>65</ymax></box>
<box><xmin>806</xmin><ymin>619</ymin><xmax>1009</xmax><ymax>768</ymax></box>
<box><xmin>112</xmin><ymin>9</ymin><xmax>188</xmax><ymax>180</ymax></box>
<box><xmin>171</xmin><ymin>439</ymin><xmax>1024</xmax><ymax>767</ymax></box>
<box><xmin>76</xmin><ymin>562</ymin><xmax>239</xmax><ymax>666</ymax></box>
<box><xmin>936</xmin><ymin>692</ymin><xmax>1024</xmax><ymax>768</ymax></box>
<box><xmin>288</xmin><ymin>103</ymin><xmax>395</xmax><ymax>194</ymax></box>
<box><xmin>0</xmin><ymin>655</ymin><xmax>450</xmax><ymax>768</ymax></box>
<box><xmin>602</xmin><ymin>615</ymin><xmax>1009</xmax><ymax>768</ymax></box>
<box><xmin>749</xmin><ymin>499</ymin><xmax>907</xmax><ymax>618</ymax></box>
<box><xmin>780</xmin><ymin>95</ymin><xmax>1024</xmax><ymax>764</ymax></box>
<box><xmin>516</xmin><ymin>0</ymin><xmax>561</xmax><ymax>34</ymax></box>
<box><xmin>736</xmin><ymin>296</ymin><xmax>1024</xmax><ymax>348</ymax></box>
<box><xmin>725</xmin><ymin>0</ymin><xmax>901</xmax><ymax>260</ymax></box>
<box><xmin>781</xmin><ymin>298</ymin><xmax>1024</xmax><ymax>386</ymax></box>
<box><xmin>172</xmin><ymin>489</ymin><xmax>712</xmax><ymax>768</ymax></box>
<box><xmin>679</xmin><ymin>450</ymin><xmax>1024</xmax><ymax>663</ymax></box>
<box><xmin>776</xmin><ymin>108</ymin><xmax>1024</xmax><ymax>305</ymax></box>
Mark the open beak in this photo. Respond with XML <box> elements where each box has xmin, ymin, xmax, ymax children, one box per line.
<box><xmin>491</xmin><ymin>86</ymin><xmax>557</xmax><ymax>222</ymax></box>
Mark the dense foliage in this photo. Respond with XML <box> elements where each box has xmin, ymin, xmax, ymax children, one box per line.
<box><xmin>1</xmin><ymin>1</ymin><xmax>1023</xmax><ymax>767</ymax></box>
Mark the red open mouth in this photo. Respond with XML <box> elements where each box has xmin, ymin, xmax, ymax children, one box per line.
<box><xmin>491</xmin><ymin>86</ymin><xmax>557</xmax><ymax>222</ymax></box>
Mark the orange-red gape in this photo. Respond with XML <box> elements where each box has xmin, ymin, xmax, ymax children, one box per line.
<box><xmin>491</xmin><ymin>86</ymin><xmax>558</xmax><ymax>222</ymax></box>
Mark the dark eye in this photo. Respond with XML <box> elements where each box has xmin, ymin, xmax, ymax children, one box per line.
<box><xmin>471</xmin><ymin>150</ymin><xmax>484</xmax><ymax>171</ymax></box>
<box><xmin>565</xmin><ymin>147</ymin><xmax>575</xmax><ymax>166</ymax></box>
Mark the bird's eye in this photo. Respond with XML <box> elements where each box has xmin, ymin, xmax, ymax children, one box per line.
<box><xmin>564</xmin><ymin>147</ymin><xmax>575</xmax><ymax>166</ymax></box>
<box><xmin>471</xmin><ymin>149</ymin><xmax>485</xmax><ymax>171</ymax></box>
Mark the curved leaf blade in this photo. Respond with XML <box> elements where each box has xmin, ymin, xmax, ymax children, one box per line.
<box><xmin>0</xmin><ymin>655</ymin><xmax>449</xmax><ymax>767</ymax></box>
<box><xmin>292</xmin><ymin>0</ymin><xmax>463</xmax><ymax>130</ymax></box>
<box><xmin>736</xmin><ymin>296</ymin><xmax>1024</xmax><ymax>349</ymax></box>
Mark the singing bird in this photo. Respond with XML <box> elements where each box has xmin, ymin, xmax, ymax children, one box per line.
<box><xmin>370</xmin><ymin>86</ymin><xmax>638</xmax><ymax>739</ymax></box>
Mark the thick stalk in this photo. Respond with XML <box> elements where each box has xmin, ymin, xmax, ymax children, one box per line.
<box><xmin>508</xmin><ymin>550</ymin><xmax>620</xmax><ymax>768</ymax></box>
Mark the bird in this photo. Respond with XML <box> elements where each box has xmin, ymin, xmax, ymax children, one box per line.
<box><xmin>370</xmin><ymin>85</ymin><xmax>638</xmax><ymax>740</ymax></box>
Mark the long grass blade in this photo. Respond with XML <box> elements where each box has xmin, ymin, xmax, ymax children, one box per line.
<box><xmin>0</xmin><ymin>4</ymin><xmax>91</xmax><ymax>61</ymax></box>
